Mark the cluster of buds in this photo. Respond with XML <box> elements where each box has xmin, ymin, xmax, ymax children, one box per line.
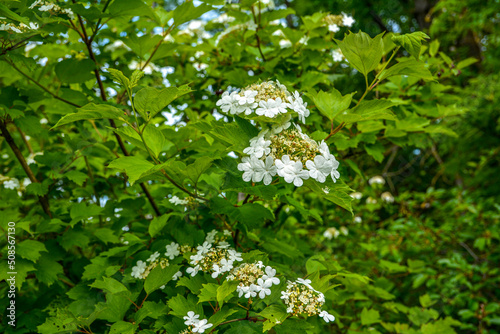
<box><xmin>29</xmin><ymin>0</ymin><xmax>75</xmax><ymax>19</ymax></box>
<box><xmin>238</xmin><ymin>125</ymin><xmax>340</xmax><ymax>187</ymax></box>
<box><xmin>226</xmin><ymin>261</ymin><xmax>280</xmax><ymax>299</ymax></box>
<box><xmin>281</xmin><ymin>279</ymin><xmax>335</xmax><ymax>323</ymax></box>
<box><xmin>216</xmin><ymin>80</ymin><xmax>309</xmax><ymax>124</ymax></box>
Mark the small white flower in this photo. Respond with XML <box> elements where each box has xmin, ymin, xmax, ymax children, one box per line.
<box><xmin>228</xmin><ymin>249</ymin><xmax>243</xmax><ymax>262</ymax></box>
<box><xmin>350</xmin><ymin>192</ymin><xmax>363</xmax><ymax>200</ymax></box>
<box><xmin>165</xmin><ymin>242</ymin><xmax>180</xmax><ymax>259</ymax></box>
<box><xmin>170</xmin><ymin>195</ymin><xmax>188</xmax><ymax>205</ymax></box>
<box><xmin>212</xmin><ymin>264</ymin><xmax>222</xmax><ymax>278</ymax></box>
<box><xmin>223</xmin><ymin>229</ymin><xmax>232</xmax><ymax>236</ymax></box>
<box><xmin>256</xmin><ymin>261</ymin><xmax>265</xmax><ymax>269</ymax></box>
<box><xmin>131</xmin><ymin>260</ymin><xmax>147</xmax><ymax>278</ymax></box>
<box><xmin>192</xmin><ymin>319</ymin><xmax>213</xmax><ymax>333</ymax></box>
<box><xmin>354</xmin><ymin>216</ymin><xmax>362</xmax><ymax>224</ymax></box>
<box><xmin>256</xmin><ymin>278</ymin><xmax>273</xmax><ymax>299</ymax></box>
<box><xmin>216</xmin><ymin>91</ymin><xmax>242</xmax><ymax>115</ymax></box>
<box><xmin>147</xmin><ymin>251</ymin><xmax>160</xmax><ymax>262</ymax></box>
<box><xmin>342</xmin><ymin>13</ymin><xmax>355</xmax><ymax>27</ymax></box>
<box><xmin>39</xmin><ymin>4</ymin><xmax>55</xmax><ymax>12</ymax></box>
<box><xmin>271</xmin><ymin>114</ymin><xmax>292</xmax><ymax>134</ymax></box>
<box><xmin>328</xmin><ymin>24</ymin><xmax>340</xmax><ymax>32</ymax></box>
<box><xmin>244</xmin><ymin>284</ymin><xmax>258</xmax><ymax>298</ymax></box>
<box><xmin>287</xmin><ymin>91</ymin><xmax>309</xmax><ymax>123</ymax></box>
<box><xmin>381</xmin><ymin>191</ymin><xmax>395</xmax><ymax>203</ymax></box>
<box><xmin>196</xmin><ymin>241</ymin><xmax>212</xmax><ymax>255</ymax></box>
<box><xmin>220</xmin><ymin>258</ymin><xmax>233</xmax><ymax>272</ymax></box>
<box><xmin>262</xmin><ymin>266</ymin><xmax>280</xmax><ymax>285</ymax></box>
<box><xmin>305</xmin><ymin>156</ymin><xmax>331</xmax><ymax>183</ymax></box>
<box><xmin>275</xmin><ymin>155</ymin><xmax>310</xmax><ymax>187</ymax></box>
<box><xmin>255</xmin><ymin>98</ymin><xmax>288</xmax><ymax>118</ymax></box>
<box><xmin>190</xmin><ymin>253</ymin><xmax>203</xmax><ymax>265</ymax></box>
<box><xmin>238</xmin><ymin>156</ymin><xmax>265</xmax><ymax>183</ymax></box>
<box><xmin>297</xmin><ymin>278</ymin><xmax>312</xmax><ymax>287</ymax></box>
<box><xmin>172</xmin><ymin>271</ymin><xmax>183</xmax><ymax>280</ymax></box>
<box><xmin>217</xmin><ymin>241</ymin><xmax>230</xmax><ymax>249</ymax></box>
<box><xmin>183</xmin><ymin>311</ymin><xmax>200</xmax><ymax>326</ymax></box>
<box><xmin>319</xmin><ymin>310</ymin><xmax>336</xmax><ymax>323</ymax></box>
<box><xmin>3</xmin><ymin>178</ymin><xmax>20</xmax><ymax>190</ymax></box>
<box><xmin>279</xmin><ymin>39</ymin><xmax>292</xmax><ymax>48</ymax></box>
<box><xmin>186</xmin><ymin>265</ymin><xmax>201</xmax><ymax>277</ymax></box>
<box><xmin>243</xmin><ymin>136</ymin><xmax>271</xmax><ymax>159</ymax></box>
<box><xmin>340</xmin><ymin>226</ymin><xmax>349</xmax><ymax>236</ymax></box>
<box><xmin>366</xmin><ymin>196</ymin><xmax>378</xmax><ymax>205</ymax></box>
<box><xmin>332</xmin><ymin>49</ymin><xmax>343</xmax><ymax>62</ymax></box>
<box><xmin>368</xmin><ymin>175</ymin><xmax>385</xmax><ymax>186</ymax></box>
<box><xmin>205</xmin><ymin>229</ymin><xmax>218</xmax><ymax>243</ymax></box>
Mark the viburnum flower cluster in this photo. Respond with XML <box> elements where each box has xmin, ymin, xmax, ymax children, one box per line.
<box><xmin>281</xmin><ymin>278</ymin><xmax>335</xmax><ymax>323</ymax></box>
<box><xmin>216</xmin><ymin>80</ymin><xmax>309</xmax><ymax>123</ymax></box>
<box><xmin>29</xmin><ymin>0</ymin><xmax>75</xmax><ymax>18</ymax></box>
<box><xmin>186</xmin><ymin>242</ymin><xmax>243</xmax><ymax>278</ymax></box>
<box><xmin>226</xmin><ymin>262</ymin><xmax>280</xmax><ymax>299</ymax></box>
<box><xmin>322</xmin><ymin>13</ymin><xmax>355</xmax><ymax>33</ymax></box>
<box><xmin>181</xmin><ymin>311</ymin><xmax>213</xmax><ymax>333</ymax></box>
<box><xmin>238</xmin><ymin>125</ymin><xmax>340</xmax><ymax>187</ymax></box>
<box><xmin>0</xmin><ymin>21</ymin><xmax>39</xmax><ymax>33</ymax></box>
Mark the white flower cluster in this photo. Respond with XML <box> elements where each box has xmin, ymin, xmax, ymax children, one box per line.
<box><xmin>1</xmin><ymin>176</ymin><xmax>32</xmax><ymax>196</ymax></box>
<box><xmin>0</xmin><ymin>21</ymin><xmax>39</xmax><ymax>33</ymax></box>
<box><xmin>216</xmin><ymin>80</ymin><xmax>309</xmax><ymax>124</ymax></box>
<box><xmin>226</xmin><ymin>262</ymin><xmax>280</xmax><ymax>299</ymax></box>
<box><xmin>29</xmin><ymin>1</ymin><xmax>75</xmax><ymax>19</ymax></box>
<box><xmin>280</xmin><ymin>278</ymin><xmax>335</xmax><ymax>323</ymax></box>
<box><xmin>182</xmin><ymin>311</ymin><xmax>213</xmax><ymax>333</ymax></box>
<box><xmin>322</xmin><ymin>13</ymin><xmax>355</xmax><ymax>33</ymax></box>
<box><xmin>323</xmin><ymin>226</ymin><xmax>348</xmax><ymax>240</ymax></box>
<box><xmin>131</xmin><ymin>249</ymin><xmax>182</xmax><ymax>281</ymax></box>
<box><xmin>238</xmin><ymin>126</ymin><xmax>340</xmax><ymax>187</ymax></box>
<box><xmin>169</xmin><ymin>195</ymin><xmax>204</xmax><ymax>206</ymax></box>
<box><xmin>186</xmin><ymin>242</ymin><xmax>242</xmax><ymax>278</ymax></box>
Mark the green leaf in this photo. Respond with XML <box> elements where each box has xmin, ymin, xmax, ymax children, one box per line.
<box><xmin>0</xmin><ymin>4</ymin><xmax>29</xmax><ymax>24</ymax></box>
<box><xmin>361</xmin><ymin>307</ymin><xmax>381</xmax><ymax>325</ymax></box>
<box><xmin>134</xmin><ymin>85</ymin><xmax>192</xmax><ymax>120</ymax></box>
<box><xmin>337</xmin><ymin>99</ymin><xmax>399</xmax><ymax>124</ymax></box>
<box><xmin>335</xmin><ymin>31</ymin><xmax>384</xmax><ymax>76</ymax></box>
<box><xmin>259</xmin><ymin>304</ymin><xmax>288</xmax><ymax>331</ymax></box>
<box><xmin>391</xmin><ymin>32</ymin><xmax>430</xmax><ymax>60</ymax></box>
<box><xmin>186</xmin><ymin>156</ymin><xmax>213</xmax><ymax>185</ymax></box>
<box><xmin>457</xmin><ymin>57</ymin><xmax>479</xmax><ymax>69</ymax></box>
<box><xmin>304</xmin><ymin>180</ymin><xmax>354</xmax><ymax>214</ymax></box>
<box><xmin>107</xmin><ymin>156</ymin><xmax>155</xmax><ymax>185</ymax></box>
<box><xmin>134</xmin><ymin>301</ymin><xmax>168</xmax><ymax>324</ymax></box>
<box><xmin>198</xmin><ymin>283</ymin><xmax>219</xmax><ymax>303</ymax></box>
<box><xmin>109</xmin><ymin>321</ymin><xmax>138</xmax><ymax>334</ymax></box>
<box><xmin>94</xmin><ymin>228</ymin><xmax>120</xmax><ymax>244</ymax></box>
<box><xmin>172</xmin><ymin>2</ymin><xmax>213</xmax><ymax>26</ymax></box>
<box><xmin>379</xmin><ymin>59</ymin><xmax>435</xmax><ymax>82</ymax></box>
<box><xmin>55</xmin><ymin>59</ymin><xmax>95</xmax><ymax>84</ymax></box>
<box><xmin>91</xmin><ymin>277</ymin><xmax>130</xmax><ymax>295</ymax></box>
<box><xmin>209</xmin><ymin>307</ymin><xmax>239</xmax><ymax>328</ymax></box>
<box><xmin>380</xmin><ymin>260</ymin><xmax>408</xmax><ymax>273</ymax></box>
<box><xmin>144</xmin><ymin>264</ymin><xmax>181</xmax><ymax>294</ymax></box>
<box><xmin>107</xmin><ymin>68</ymin><xmax>130</xmax><ymax>88</ymax></box>
<box><xmin>308</xmin><ymin>89</ymin><xmax>354</xmax><ymax>121</ymax></box>
<box><xmin>25</xmin><ymin>182</ymin><xmax>49</xmax><ymax>196</ymax></box>
<box><xmin>365</xmin><ymin>142</ymin><xmax>385</xmax><ymax>162</ymax></box>
<box><xmin>51</xmin><ymin>103</ymin><xmax>125</xmax><ymax>129</ymax></box>
<box><xmin>149</xmin><ymin>213</ymin><xmax>180</xmax><ymax>237</ymax></box>
<box><xmin>70</xmin><ymin>202</ymin><xmax>104</xmax><ymax>225</ymax></box>
<box><xmin>217</xmin><ymin>280</ymin><xmax>239</xmax><ymax>307</ymax></box>
<box><xmin>34</xmin><ymin>253</ymin><xmax>63</xmax><ymax>286</ymax></box>
<box><xmin>108</xmin><ymin>0</ymin><xmax>155</xmax><ymax>19</ymax></box>
<box><xmin>143</xmin><ymin>125</ymin><xmax>167</xmax><ymax>158</ymax></box>
<box><xmin>16</xmin><ymin>239</ymin><xmax>47</xmax><ymax>262</ymax></box>
<box><xmin>64</xmin><ymin>170</ymin><xmax>88</xmax><ymax>186</ymax></box>
<box><xmin>168</xmin><ymin>294</ymin><xmax>203</xmax><ymax>318</ymax></box>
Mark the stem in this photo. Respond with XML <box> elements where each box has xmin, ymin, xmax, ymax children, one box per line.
<box><xmin>141</xmin><ymin>24</ymin><xmax>175</xmax><ymax>71</ymax></box>
<box><xmin>356</xmin><ymin>46</ymin><xmax>401</xmax><ymax>107</ymax></box>
<box><xmin>88</xmin><ymin>0</ymin><xmax>112</xmax><ymax>44</ymax></box>
<box><xmin>251</xmin><ymin>6</ymin><xmax>266</xmax><ymax>62</ymax></box>
<box><xmin>7</xmin><ymin>59</ymin><xmax>80</xmax><ymax>107</ymax></box>
<box><xmin>0</xmin><ymin>120</ymin><xmax>52</xmax><ymax>217</ymax></box>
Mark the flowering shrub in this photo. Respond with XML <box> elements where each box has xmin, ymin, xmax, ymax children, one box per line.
<box><xmin>0</xmin><ymin>1</ymin><xmax>495</xmax><ymax>334</ymax></box>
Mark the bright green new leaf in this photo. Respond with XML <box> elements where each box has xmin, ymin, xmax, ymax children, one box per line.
<box><xmin>16</xmin><ymin>240</ymin><xmax>47</xmax><ymax>262</ymax></box>
<box><xmin>0</xmin><ymin>4</ymin><xmax>29</xmax><ymax>24</ymax></box>
<box><xmin>90</xmin><ymin>277</ymin><xmax>130</xmax><ymax>295</ymax></box>
<box><xmin>308</xmin><ymin>89</ymin><xmax>354</xmax><ymax>121</ymax></box>
<box><xmin>217</xmin><ymin>280</ymin><xmax>239</xmax><ymax>307</ymax></box>
<box><xmin>173</xmin><ymin>2</ymin><xmax>213</xmax><ymax>26</ymax></box>
<box><xmin>149</xmin><ymin>213</ymin><xmax>181</xmax><ymax>237</ymax></box>
<box><xmin>379</xmin><ymin>59</ymin><xmax>435</xmax><ymax>82</ymax></box>
<box><xmin>361</xmin><ymin>307</ymin><xmax>381</xmax><ymax>325</ymax></box>
<box><xmin>107</xmin><ymin>68</ymin><xmax>130</xmax><ymax>88</ymax></box>
<box><xmin>134</xmin><ymin>85</ymin><xmax>192</xmax><ymax>120</ymax></box>
<box><xmin>143</xmin><ymin>125</ymin><xmax>167</xmax><ymax>158</ymax></box>
<box><xmin>107</xmin><ymin>156</ymin><xmax>155</xmax><ymax>185</ymax></box>
<box><xmin>108</xmin><ymin>321</ymin><xmax>137</xmax><ymax>334</ymax></box>
<box><xmin>198</xmin><ymin>283</ymin><xmax>219</xmax><ymax>303</ymax></box>
<box><xmin>335</xmin><ymin>31</ymin><xmax>385</xmax><ymax>76</ymax></box>
<box><xmin>391</xmin><ymin>31</ymin><xmax>430</xmax><ymax>60</ymax></box>
<box><xmin>186</xmin><ymin>156</ymin><xmax>213</xmax><ymax>185</ymax></box>
<box><xmin>51</xmin><ymin>103</ymin><xmax>125</xmax><ymax>129</ymax></box>
<box><xmin>337</xmin><ymin>99</ymin><xmax>399</xmax><ymax>124</ymax></box>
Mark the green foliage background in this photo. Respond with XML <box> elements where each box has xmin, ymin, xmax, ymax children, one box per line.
<box><xmin>0</xmin><ymin>0</ymin><xmax>498</xmax><ymax>333</ymax></box>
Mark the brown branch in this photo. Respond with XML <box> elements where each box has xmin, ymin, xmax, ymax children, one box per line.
<box><xmin>0</xmin><ymin>120</ymin><xmax>52</xmax><ymax>217</ymax></box>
